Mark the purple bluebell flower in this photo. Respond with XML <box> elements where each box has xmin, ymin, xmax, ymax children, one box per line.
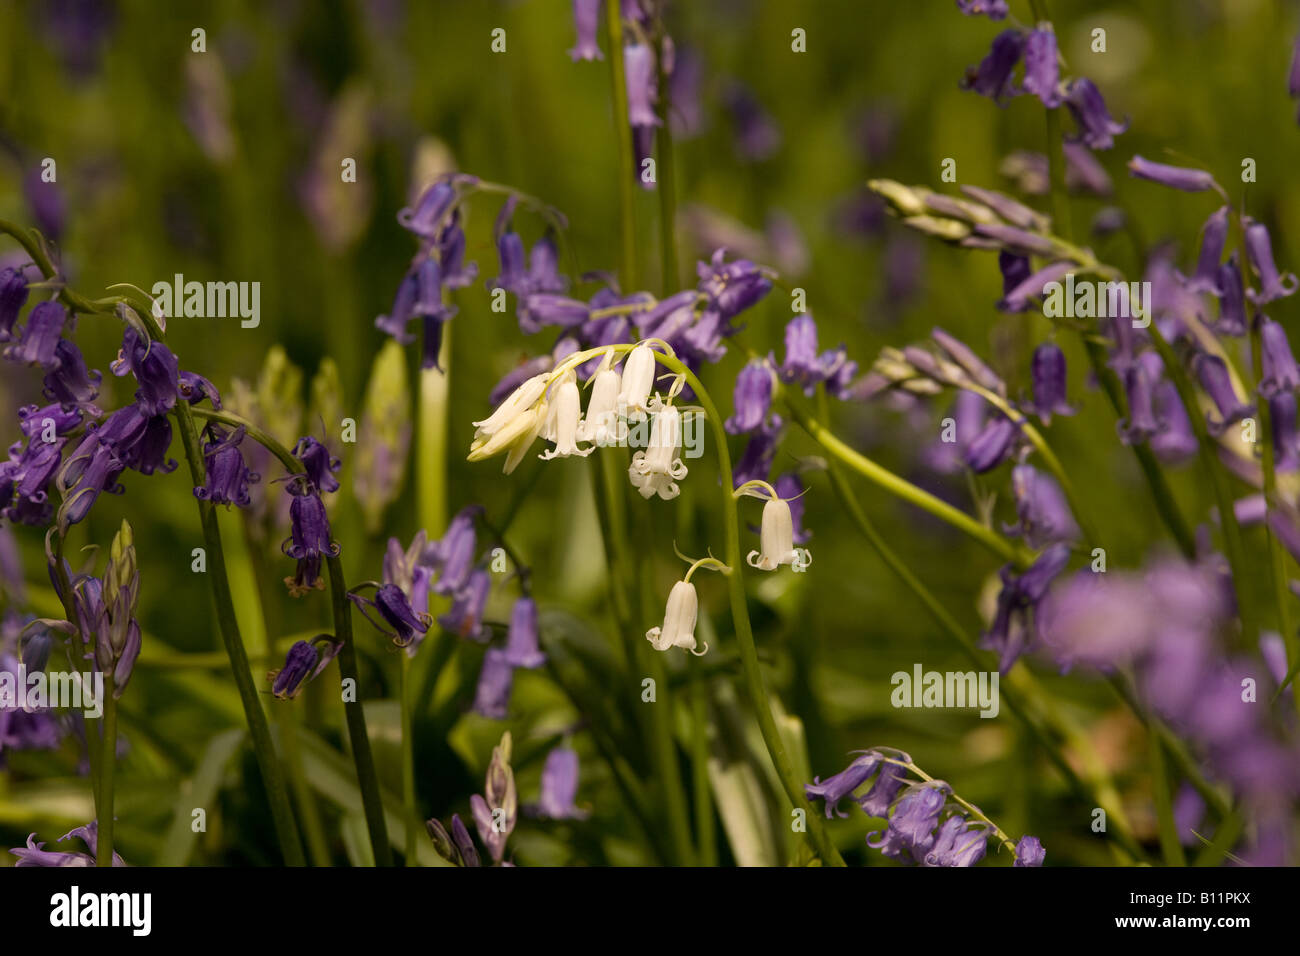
<box><xmin>624</xmin><ymin>44</ymin><xmax>661</xmax><ymax>128</ymax></box>
<box><xmin>431</xmin><ymin>505</ymin><xmax>480</xmax><ymax>596</ymax></box>
<box><xmin>1065</xmin><ymin>78</ymin><xmax>1127</xmax><ymax>149</ymax></box>
<box><xmin>1022</xmin><ymin>28</ymin><xmax>1061</xmax><ymax>107</ymax></box>
<box><xmin>530</xmin><ymin>746</ymin><xmax>589</xmax><ymax>820</ymax></box>
<box><xmin>270</xmin><ymin>637</ymin><xmax>342</xmax><ymax>699</ymax></box>
<box><xmin>3</xmin><ymin>301</ymin><xmax>65</xmax><ymax>368</ymax></box>
<box><xmin>178</xmin><ymin>371</ymin><xmax>220</xmax><ymax>408</ymax></box>
<box><xmin>194</xmin><ymin>425</ymin><xmax>258</xmax><ymax>507</ymax></box>
<box><xmin>354</xmin><ymin>582</ymin><xmax>430</xmax><ymax>647</ymax></box>
<box><xmin>1259</xmin><ymin>317</ymin><xmax>1300</xmax><ymax>397</ymax></box>
<box><xmin>1014</xmin><ymin>834</ymin><xmax>1046</xmax><ymax>866</ymax></box>
<box><xmin>806</xmin><ymin>751</ymin><xmax>882</xmax><ymax>818</ymax></box>
<box><xmin>778</xmin><ymin>315</ymin><xmax>824</xmax><ymax>394</ymax></box>
<box><xmin>11</xmin><ymin>821</ymin><xmax>125</xmax><ymax>867</ymax></box>
<box><xmin>397</xmin><ymin>179</ymin><xmax>457</xmax><ymax>241</ymax></box>
<box><xmin>858</xmin><ymin>758</ymin><xmax>909</xmax><ymax>818</ymax></box>
<box><xmin>1063</xmin><ymin>142</ymin><xmax>1114</xmax><ymax>195</ymax></box>
<box><xmin>518</xmin><ymin>294</ymin><xmax>589</xmax><ymax>335</ymax></box>
<box><xmin>697</xmin><ymin>248</ymin><xmax>773</xmax><ymax>320</ymax></box>
<box><xmin>449</xmin><ymin>814</ymin><xmax>481</xmax><ymax>867</ymax></box>
<box><xmin>111</xmin><ymin>327</ymin><xmax>179</xmax><ymax>415</ymax></box>
<box><xmin>983</xmin><ymin>543</ymin><xmax>1071</xmax><ymax>674</ymax></box>
<box><xmin>819</xmin><ymin>346</ymin><xmax>858</xmax><ymax>400</ymax></box>
<box><xmin>18</xmin><ymin>402</ymin><xmax>82</xmax><ymax>440</ymax></box>
<box><xmin>1216</xmin><ymin>254</ymin><xmax>1248</xmax><ymax>336</ymax></box>
<box><xmin>1193</xmin><ymin>353</ymin><xmax>1252</xmax><ymax>434</ymax></box>
<box><xmin>1244</xmin><ymin>218</ymin><xmax>1299</xmax><ymax>305</ymax></box>
<box><xmin>723</xmin><ymin>84</ymin><xmax>780</xmax><ymax>161</ymax></box>
<box><xmin>998</xmin><ymin>260</ymin><xmax>1073</xmax><ymax>313</ymax></box>
<box><xmin>0</xmin><ymin>650</ymin><xmax>63</xmax><ymax>754</ymax></box>
<box><xmin>568</xmin><ymin>0</ymin><xmax>603</xmax><ymax>61</ymax></box>
<box><xmin>0</xmin><ymin>267</ymin><xmax>28</xmax><ymax>341</ymax></box>
<box><xmin>962</xmin><ymin>30</ymin><xmax>1024</xmax><ymax>104</ymax></box>
<box><xmin>1150</xmin><ymin>380</ymin><xmax>1198</xmax><ymax>464</ymax></box>
<box><xmin>1127</xmin><ymin>155</ymin><xmax>1219</xmax><ymax>193</ymax></box>
<box><xmin>440</xmin><ymin>568</ymin><xmax>491</xmax><ymax>641</ymax></box>
<box><xmin>433</xmin><ymin>208</ymin><xmax>478</xmax><ymax>289</ymax></box>
<box><xmin>503</xmin><ymin>596</ymin><xmax>545</xmax><ymax>669</ymax></box>
<box><xmin>964</xmin><ymin>413</ymin><xmax>1020</xmax><ymax>473</ymax></box>
<box><xmin>1185</xmin><ymin>206</ymin><xmax>1229</xmax><ymax>295</ymax></box>
<box><xmin>527</xmin><ymin>235</ymin><xmax>568</xmax><ymax>294</ymax></box>
<box><xmin>668</xmin><ymin>46</ymin><xmax>704</xmax><ymax>139</ymax></box>
<box><xmin>375</xmin><ymin>267</ymin><xmax>420</xmax><ymax>345</ymax></box>
<box><xmin>281</xmin><ymin>484</ymin><xmax>337</xmax><ymax>596</ymax></box>
<box><xmin>955</xmin><ymin>0</ymin><xmax>1008</xmax><ymax>17</ymax></box>
<box><xmin>732</xmin><ymin>415</ymin><xmax>783</xmax><ymax>488</ymax></box>
<box><xmin>867</xmin><ymin>783</ymin><xmax>948</xmax><ymax>862</ymax></box>
<box><xmin>1272</xmin><ymin>392</ymin><xmax>1300</xmax><ymax>471</ymax></box>
<box><xmin>725</xmin><ymin>360</ymin><xmax>774</xmax><ymax>434</ymax></box>
<box><xmin>998</xmin><ymin>252</ymin><xmax>1031</xmax><ymax>305</ymax></box>
<box><xmin>1026</xmin><ymin>341</ymin><xmax>1075</xmax><ymax>424</ymax></box>
<box><xmin>293</xmin><ymin>435</ymin><xmax>341</xmax><ymax>494</ymax></box>
<box><xmin>1006</xmin><ymin>464</ymin><xmax>1079</xmax><ymax>549</ymax></box>
<box><xmin>1118</xmin><ymin>360</ymin><xmax>1161</xmax><ymax>444</ymax></box>
<box><xmin>471</xmin><ymin>647</ymin><xmax>514</xmax><ymax>718</ymax></box>
<box><xmin>924</xmin><ymin>816</ymin><xmax>989</xmax><ymax>867</ymax></box>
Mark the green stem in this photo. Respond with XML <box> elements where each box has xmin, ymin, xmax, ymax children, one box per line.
<box><xmin>174</xmin><ymin>400</ymin><xmax>306</xmax><ymax>866</ymax></box>
<box><xmin>654</xmin><ymin>353</ymin><xmax>844</xmax><ymax>866</ymax></box>
<box><xmin>327</xmin><ymin>553</ymin><xmax>394</xmax><ymax>867</ymax></box>
<box><xmin>95</xmin><ymin>676</ymin><xmax>117</xmax><ymax>867</ymax></box>
<box><xmin>782</xmin><ymin>391</ymin><xmax>1033</xmax><ymax>567</ymax></box>
<box><xmin>1148</xmin><ymin>729</ymin><xmax>1186</xmax><ymax>866</ymax></box>
<box><xmin>691</xmin><ymin>671</ymin><xmax>716</xmax><ymax>866</ymax></box>
<box><xmin>400</xmin><ymin>653</ymin><xmax>418</xmax><ymax>865</ymax></box>
<box><xmin>605</xmin><ymin>0</ymin><xmax>639</xmax><ymax>291</ymax></box>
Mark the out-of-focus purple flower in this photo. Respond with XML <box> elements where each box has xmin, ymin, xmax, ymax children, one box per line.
<box><xmin>668</xmin><ymin>46</ymin><xmax>704</xmax><ymax>139</ymax></box>
<box><xmin>270</xmin><ymin>637</ymin><xmax>341</xmax><ymax>699</ymax></box>
<box><xmin>194</xmin><ymin>425</ymin><xmax>258</xmax><ymax>508</ymax></box>
<box><xmin>924</xmin><ymin>391</ymin><xmax>989</xmax><ymax>474</ymax></box>
<box><xmin>725</xmin><ymin>360</ymin><xmax>774</xmax><ymax>435</ymax></box>
<box><xmin>732</xmin><ymin>415</ymin><xmax>783</xmax><ymax>488</ymax></box>
<box><xmin>1127</xmin><ymin>155</ymin><xmax>1219</xmax><ymax>193</ymax></box>
<box><xmin>964</xmin><ymin>413</ymin><xmax>1020</xmax><ymax>473</ymax></box>
<box><xmin>471</xmin><ymin>647</ymin><xmax>514</xmax><ymax>718</ymax></box>
<box><xmin>1150</xmin><ymin>379</ymin><xmax>1198</xmax><ymax>464</ymax></box>
<box><xmin>806</xmin><ymin>751</ymin><xmax>881</xmax><ymax>818</ymax></box>
<box><xmin>24</xmin><ymin>167</ymin><xmax>65</xmax><ymax>240</ymax></box>
<box><xmin>1193</xmin><ymin>353</ymin><xmax>1252</xmax><ymax>435</ymax></box>
<box><xmin>1272</xmin><ymin>392</ymin><xmax>1300</xmax><ymax>471</ymax></box>
<box><xmin>1216</xmin><ymin>255</ymin><xmax>1247</xmax><ymax>336</ymax></box>
<box><xmin>1014</xmin><ymin>834</ymin><xmax>1046</xmax><ymax>866</ymax></box>
<box><xmin>0</xmin><ymin>267</ymin><xmax>30</xmax><ymax>341</ymax></box>
<box><xmin>1259</xmin><ymin>317</ymin><xmax>1300</xmax><ymax>397</ymax></box>
<box><xmin>955</xmin><ymin>0</ymin><xmax>1008</xmax><ymax>17</ymax></box>
<box><xmin>431</xmin><ymin>505</ymin><xmax>480</xmax><ymax>596</ymax></box>
<box><xmin>1186</xmin><ymin>206</ymin><xmax>1229</xmax><ymax>295</ymax></box>
<box><xmin>1118</xmin><ymin>359</ymin><xmax>1161</xmax><ymax>444</ymax></box>
<box><xmin>398</xmin><ymin>179</ymin><xmax>456</xmax><ymax>241</ymax></box>
<box><xmin>1065</xmin><ymin>78</ymin><xmax>1127</xmax><ymax>149</ymax></box>
<box><xmin>1025</xmin><ymin>341</ymin><xmax>1075</xmax><ymax>424</ymax></box>
<box><xmin>281</xmin><ymin>484</ymin><xmax>337</xmax><ymax>596</ymax></box>
<box><xmin>1244</xmin><ymin>218</ymin><xmax>1299</xmax><ymax>305</ymax></box>
<box><xmin>11</xmin><ymin>822</ymin><xmax>125</xmax><ymax>867</ymax></box>
<box><xmin>440</xmin><ymin>568</ymin><xmax>491</xmax><ymax>641</ymax></box>
<box><xmin>433</xmin><ymin>209</ymin><xmax>478</xmax><ymax>289</ymax></box>
<box><xmin>530</xmin><ymin>746</ymin><xmax>589</xmax><ymax>820</ymax></box>
<box><xmin>778</xmin><ymin>315</ymin><xmax>823</xmax><ymax>394</ymax></box>
<box><xmin>1006</xmin><ymin>464</ymin><xmax>1079</xmax><ymax>549</ymax></box>
<box><xmin>723</xmin><ymin>83</ymin><xmax>780</xmax><ymax>161</ymax></box>
<box><xmin>518</xmin><ymin>294</ymin><xmax>589</xmax><ymax>335</ymax></box>
<box><xmin>857</xmin><ymin>756</ymin><xmax>910</xmax><ymax>818</ymax></box>
<box><xmin>697</xmin><ymin>248</ymin><xmax>773</xmax><ymax>321</ymax></box>
<box><xmin>293</xmin><ymin>435</ymin><xmax>341</xmax><ymax>494</ymax></box>
<box><xmin>624</xmin><ymin>44</ymin><xmax>661</xmax><ymax>128</ymax></box>
<box><xmin>998</xmin><ymin>252</ymin><xmax>1031</xmax><ymax>302</ymax></box>
<box><xmin>568</xmin><ymin>0</ymin><xmax>603</xmax><ymax>61</ymax></box>
<box><xmin>503</xmin><ymin>596</ymin><xmax>545</xmax><ymax>669</ymax></box>
<box><xmin>3</xmin><ymin>301</ymin><xmax>65</xmax><ymax>368</ymax></box>
<box><xmin>1022</xmin><ymin>28</ymin><xmax>1061</xmax><ymax>107</ymax></box>
<box><xmin>962</xmin><ymin>30</ymin><xmax>1024</xmax><ymax>104</ymax></box>
<box><xmin>998</xmin><ymin>260</ymin><xmax>1073</xmax><ymax>313</ymax></box>
<box><xmin>1063</xmin><ymin>142</ymin><xmax>1113</xmax><ymax>196</ymax></box>
<box><xmin>1</xmin><ymin>651</ymin><xmax>63</xmax><ymax>755</ymax></box>
<box><xmin>983</xmin><ymin>543</ymin><xmax>1071</xmax><ymax>673</ymax></box>
<box><xmin>110</xmin><ymin>327</ymin><xmax>179</xmax><ymax>415</ymax></box>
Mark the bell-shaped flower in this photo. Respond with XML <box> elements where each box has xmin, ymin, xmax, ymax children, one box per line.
<box><xmin>577</xmin><ymin>365</ymin><xmax>624</xmax><ymax>446</ymax></box>
<box><xmin>4</xmin><ymin>301</ymin><xmax>66</xmax><ymax>369</ymax></box>
<box><xmin>1244</xmin><ymin>218</ymin><xmax>1299</xmax><ymax>305</ymax></box>
<box><xmin>629</xmin><ymin>401</ymin><xmax>688</xmax><ymax>500</ymax></box>
<box><xmin>646</xmin><ymin>579</ymin><xmax>704</xmax><ymax>655</ymax></box>
<box><xmin>270</xmin><ymin>637</ymin><xmax>342</xmax><ymax>699</ymax></box>
<box><xmin>471</xmin><ymin>647</ymin><xmax>514</xmax><ymax>719</ymax></box>
<box><xmin>1014</xmin><ymin>834</ymin><xmax>1046</xmax><ymax>866</ymax></box>
<box><xmin>618</xmin><ymin>342</ymin><xmax>657</xmax><ymax>418</ymax></box>
<box><xmin>923</xmin><ymin>816</ymin><xmax>989</xmax><ymax>868</ymax></box>
<box><xmin>568</xmin><ymin>0</ymin><xmax>603</xmax><ymax>61</ymax></box>
<box><xmin>539</xmin><ymin>375</ymin><xmax>592</xmax><ymax>460</ymax></box>
<box><xmin>746</xmin><ymin>494</ymin><xmax>811</xmax><ymax>571</ymax></box>
<box><xmin>473</xmin><ymin>373</ymin><xmax>549</xmax><ymax>442</ymax></box>
<box><xmin>0</xmin><ymin>266</ymin><xmax>29</xmax><ymax>341</ymax></box>
<box><xmin>805</xmin><ymin>751</ymin><xmax>881</xmax><ymax>819</ymax></box>
<box><xmin>503</xmin><ymin>597</ymin><xmax>546</xmax><ymax>669</ymax></box>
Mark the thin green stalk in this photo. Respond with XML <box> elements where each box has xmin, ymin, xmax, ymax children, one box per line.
<box><xmin>1148</xmin><ymin>729</ymin><xmax>1186</xmax><ymax>866</ymax></box>
<box><xmin>654</xmin><ymin>353</ymin><xmax>844</xmax><ymax>866</ymax></box>
<box><xmin>95</xmin><ymin>675</ymin><xmax>117</xmax><ymax>867</ymax></box>
<box><xmin>400</xmin><ymin>653</ymin><xmax>418</xmax><ymax>865</ymax></box>
<box><xmin>327</xmin><ymin>553</ymin><xmax>393</xmax><ymax>867</ymax></box>
<box><xmin>691</xmin><ymin>671</ymin><xmax>717</xmax><ymax>866</ymax></box>
<box><xmin>174</xmin><ymin>400</ymin><xmax>306</xmax><ymax>866</ymax></box>
<box><xmin>782</xmin><ymin>392</ymin><xmax>1032</xmax><ymax>567</ymax></box>
<box><xmin>605</xmin><ymin>0</ymin><xmax>639</xmax><ymax>291</ymax></box>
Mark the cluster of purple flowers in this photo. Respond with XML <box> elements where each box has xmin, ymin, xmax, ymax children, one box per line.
<box><xmin>805</xmin><ymin>748</ymin><xmax>1044</xmax><ymax>867</ymax></box>
<box><xmin>280</xmin><ymin>436</ymin><xmax>342</xmax><ymax>595</ymax></box>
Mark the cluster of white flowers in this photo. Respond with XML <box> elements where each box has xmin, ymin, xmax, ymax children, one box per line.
<box><xmin>469</xmin><ymin>340</ymin><xmax>813</xmax><ymax>659</ymax></box>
